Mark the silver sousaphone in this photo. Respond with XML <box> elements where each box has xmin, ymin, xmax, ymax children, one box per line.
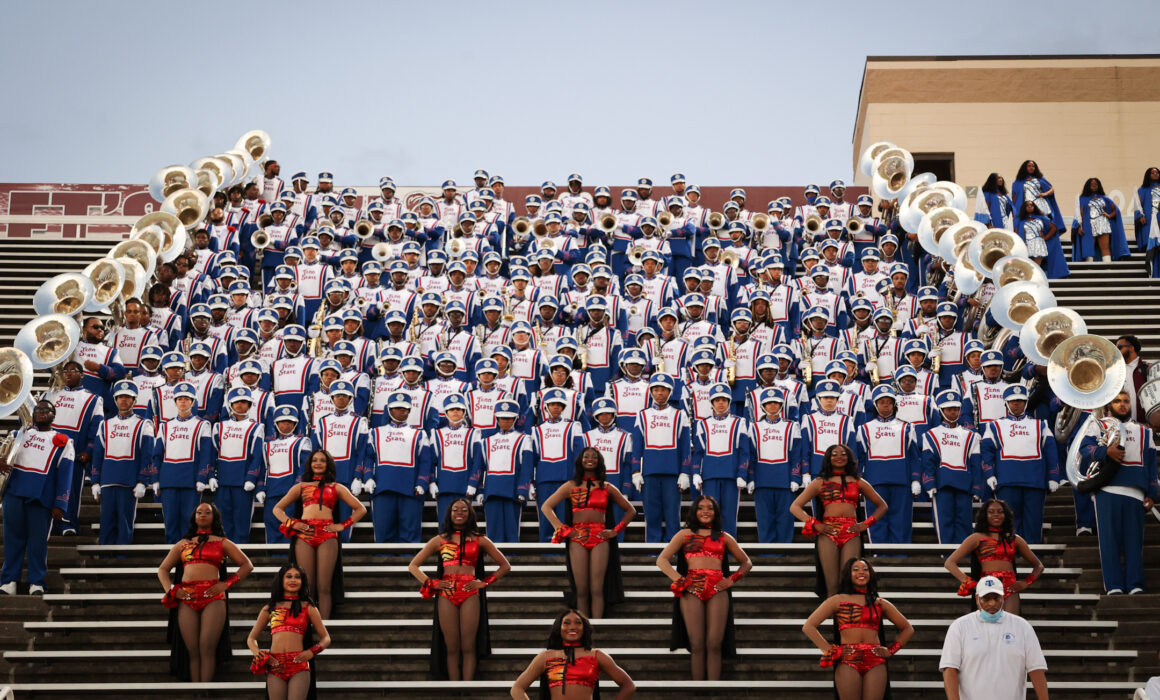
<box><xmin>1048</xmin><ymin>334</ymin><xmax>1128</xmax><ymax>487</ymax></box>
<box><xmin>0</xmin><ymin>347</ymin><xmax>35</xmax><ymax>499</ymax></box>
<box><xmin>917</xmin><ymin>206</ymin><xmax>969</xmax><ymax>256</ymax></box>
<box><xmin>968</xmin><ymin>229</ymin><xmax>1029</xmax><ymax>281</ymax></box>
<box><xmin>989</xmin><ymin>281</ymin><xmax>1057</xmax><ymax>332</ymax></box>
<box><xmin>33</xmin><ymin>273</ymin><xmax>94</xmax><ymax>317</ymax></box>
<box><xmin>991</xmin><ymin>255</ymin><xmax>1049</xmax><ymax>290</ymax></box>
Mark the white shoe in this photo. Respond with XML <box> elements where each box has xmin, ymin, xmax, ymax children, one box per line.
<box><xmin>1106</xmin><ymin>588</ymin><xmax>1124</xmax><ymax>595</ymax></box>
<box><xmin>0</xmin><ymin>582</ymin><xmax>16</xmax><ymax>595</ymax></box>
<box><xmin>1129</xmin><ymin>588</ymin><xmax>1145</xmax><ymax>595</ymax></box>
<box><xmin>28</xmin><ymin>584</ymin><xmax>44</xmax><ymax>595</ymax></box>
<box><xmin>1076</xmin><ymin>527</ymin><xmax>1093</xmax><ymax>536</ymax></box>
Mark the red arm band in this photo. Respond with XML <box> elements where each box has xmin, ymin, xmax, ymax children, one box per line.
<box><xmin>224</xmin><ymin>574</ymin><xmax>240</xmax><ymax>589</ymax></box>
<box><xmin>613</xmin><ymin>521</ymin><xmax>627</xmax><ymax>534</ymax></box>
<box><xmin>309</xmin><ymin>643</ymin><xmax>323</xmax><ymax>656</ymax></box>
<box><xmin>887</xmin><ymin>641</ymin><xmax>902</xmax><ymax>657</ymax></box>
<box><xmin>480</xmin><ymin>574</ymin><xmax>498</xmax><ymax>588</ymax></box>
<box><xmin>551</xmin><ymin>525</ymin><xmax>574</xmax><ymax>544</ymax></box>
<box><xmin>341</xmin><ymin>517</ymin><xmax>355</xmax><ymax>530</ymax></box>
<box><xmin>420</xmin><ymin>578</ymin><xmax>438</xmax><ymax>599</ymax></box>
<box><xmin>729</xmin><ymin>571</ymin><xmax>744</xmax><ymax>583</ymax></box>
<box><xmin>802</xmin><ymin>517</ymin><xmax>819</xmax><ymax>537</ymax></box>
<box><xmin>862</xmin><ymin>515</ymin><xmax>877</xmax><ymax>528</ymax></box>
<box><xmin>1023</xmin><ymin>572</ymin><xmax>1039</xmax><ymax>587</ymax></box>
<box><xmin>956</xmin><ymin>578</ymin><xmax>978</xmax><ymax>597</ymax></box>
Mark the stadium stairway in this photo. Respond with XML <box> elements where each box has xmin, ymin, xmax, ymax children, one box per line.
<box><xmin>0</xmin><ymin>236</ymin><xmax>1157</xmax><ymax>698</ymax></box>
<box><xmin>0</xmin><ymin>491</ymin><xmax>1156</xmax><ymax>699</ymax></box>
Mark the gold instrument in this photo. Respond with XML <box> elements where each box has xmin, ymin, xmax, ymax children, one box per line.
<box><xmin>354</xmin><ymin>219</ymin><xmax>375</xmax><ymax>240</ymax></box>
<box><xmin>990</xmin><ymin>281</ymin><xmax>1056</xmax><ymax>332</ymax></box>
<box><xmin>846</xmin><ymin>217</ymin><xmax>864</xmax><ymax>237</ymax></box>
<box><xmin>598</xmin><ymin>213</ymin><xmax>618</xmax><ymax>234</ymax></box>
<box><xmin>109</xmin><ymin>239</ymin><xmax>157</xmax><ymax>281</ymax></box>
<box><xmin>804</xmin><ymin>214</ymin><xmax>824</xmax><ymax>240</ymax></box>
<box><xmin>251</xmin><ymin>229</ymin><xmax>271</xmax><ymax>250</ymax></box>
<box><xmin>15</xmin><ymin>314</ymin><xmax>80</xmax><ymax>390</ymax></box>
<box><xmin>865</xmin><ymin>338</ymin><xmax>881</xmax><ymax>385</ymax></box>
<box><xmin>751</xmin><ymin>213</ymin><xmax>770</xmax><ymax>235</ymax></box>
<box><xmin>708</xmin><ymin>212</ymin><xmax>726</xmax><ymax>230</ymax></box>
<box><xmin>539</xmin><ymin>237</ymin><xmax>556</xmax><ymax>251</ymax></box>
<box><xmin>449</xmin><ymin>237</ymin><xmax>465</xmax><ymax>256</ymax></box>
<box><xmin>1047</xmin><ymin>335</ymin><xmax>1127</xmax><ymax>410</ymax></box>
<box><xmin>501</xmin><ymin>287</ymin><xmax>514</xmax><ymax>323</ymax></box>
<box><xmin>161</xmin><ymin>188</ymin><xmax>210</xmax><ymax>228</ymax></box>
<box><xmin>870</xmin><ymin>147</ymin><xmax>914</xmax><ymax>200</ymax></box>
<box><xmin>726</xmin><ymin>338</ymin><xmax>737</xmax><ymax>385</ymax></box>
<box><xmin>533</xmin><ymin>219</ymin><xmax>548</xmax><ymax>238</ymax></box>
<box><xmin>81</xmin><ymin>258</ymin><xmax>124</xmax><ymax>314</ymax></box>
<box><xmin>574</xmin><ymin>326</ymin><xmax>588</xmax><ymax>370</ymax></box>
<box><xmin>34</xmin><ymin>273</ymin><xmax>94</xmax><ymax>317</ymax></box>
<box><xmin>800</xmin><ymin>332</ymin><xmax>814</xmax><ymax>388</ymax></box>
<box><xmin>234</xmin><ymin>130</ymin><xmax>272</xmax><ymax>162</ymax></box>
<box><xmin>308</xmin><ymin>305</ymin><xmax>326</xmax><ymax>357</ymax></box>
<box><xmin>627</xmin><ymin>245</ymin><xmax>646</xmax><ymax>268</ymax></box>
<box><xmin>1019</xmin><ymin>307</ymin><xmax>1086</xmax><ymax>367</ymax></box>
<box><xmin>190</xmin><ymin>156</ymin><xmax>233</xmax><ymax>191</ymax></box>
<box><xmin>969</xmin><ymin>229</ymin><xmax>1029</xmax><ymax>280</ymax></box>
<box><xmin>859</xmin><ymin>141</ymin><xmax>897</xmax><ymax>178</ymax></box>
<box><xmin>657</xmin><ymin>211</ymin><xmax>674</xmax><ymax>231</ymax></box>
<box><xmin>992</xmin><ymin>255</ymin><xmax>1048</xmax><ymax>289</ymax></box>
<box><xmin>720</xmin><ymin>250</ymin><xmax>742</xmax><ymax>271</ymax></box>
<box><xmin>257</xmin><ymin>212</ymin><xmax>275</xmax><ymax>230</ymax></box>
<box><xmin>409</xmin><ymin>308</ymin><xmax>422</xmax><ymax>343</ymax></box>
<box><xmin>148</xmin><ymin>165</ymin><xmax>198</xmax><ymax>203</ymax></box>
<box><xmin>0</xmin><ymin>347</ymin><xmax>35</xmax><ymax>501</ymax></box>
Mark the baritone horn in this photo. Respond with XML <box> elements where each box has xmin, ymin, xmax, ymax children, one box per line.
<box><xmin>372</xmin><ymin>242</ymin><xmax>392</xmax><ymax>262</ymax></box>
<box><xmin>708</xmin><ymin>212</ymin><xmax>726</xmax><ymax>230</ymax></box>
<box><xmin>34</xmin><ymin>273</ymin><xmax>94</xmax><ymax>317</ymax></box>
<box><xmin>751</xmin><ymin>213</ymin><xmax>770</xmax><ymax>233</ymax></box>
<box><xmin>251</xmin><ymin>229</ymin><xmax>271</xmax><ymax>250</ymax></box>
<box><xmin>598</xmin><ymin>213</ymin><xmax>618</xmax><ymax>234</ymax></box>
<box><xmin>512</xmin><ymin>217</ymin><xmax>532</xmax><ymax>237</ymax></box>
<box><xmin>804</xmin><ymin>214</ymin><xmax>823</xmax><ymax>239</ymax></box>
<box><xmin>845</xmin><ymin>217</ymin><xmax>864</xmax><ymax>236</ymax></box>
<box><xmin>657</xmin><ymin>211</ymin><xmax>674</xmax><ymax>231</ymax></box>
<box><xmin>627</xmin><ymin>245</ymin><xmax>646</xmax><ymax>267</ymax></box>
<box><xmin>721</xmin><ymin>250</ymin><xmax>742</xmax><ymax>271</ymax></box>
<box><xmin>354</xmin><ymin>219</ymin><xmax>375</xmax><ymax>240</ymax></box>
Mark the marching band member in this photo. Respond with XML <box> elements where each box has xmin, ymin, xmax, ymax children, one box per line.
<box><xmin>330</xmin><ymin>341</ymin><xmax>372</xmax><ymax>417</ymax></box>
<box><xmin>747</xmin><ymin>388</ymin><xmax>803</xmax><ymax>543</ymax></box>
<box><xmin>921</xmin><ymin>390</ymin><xmax>983</xmax><ymax>544</ymax></box>
<box><xmin>430</xmin><ymin>394</ymin><xmax>484</xmax><ymax>524</ymax></box>
<box><xmin>692</xmin><ymin>384</ymin><xmax>751</xmax><ymax>537</ymax></box>
<box><xmin>465</xmin><ymin>359</ymin><xmax>505</xmax><ymax>439</ymax></box>
<box><xmin>0</xmin><ymin>399</ymin><xmax>75</xmax><ymax>595</ymax></box>
<box><xmin>154</xmin><ymin>382</ymin><xmax>216</xmax><ymax>544</ymax></box>
<box><xmin>259</xmin><ymin>406</ymin><xmax>312</xmax><ymax>544</ymax></box>
<box><xmin>74</xmin><ymin>316</ymin><xmax>126</xmax><ymax>413</ymax></box>
<box><xmin>91</xmin><ymin>380</ymin><xmax>155</xmax><ymax>545</ymax></box>
<box><xmin>960</xmin><ymin>350</ymin><xmax>1011</xmax><ymax>429</ymax></box>
<box><xmin>309</xmin><ymin>380</ymin><xmax>369</xmax><ymax>541</ymax></box>
<box><xmin>631</xmin><ymin>374</ymin><xmax>692</xmax><ymax>543</ymax></box>
<box><xmin>185</xmin><ymin>342</ymin><xmax>226</xmax><ymax>423</ymax></box>
<box><xmin>211</xmin><ymin>387</ymin><xmax>265</xmax><ymax>543</ymax></box>
<box><xmin>799</xmin><ymin>380</ymin><xmax>857</xmax><ymax>485</ymax></box>
<box><xmin>856</xmin><ymin>385</ymin><xmax>920</xmax><ymax>544</ymax></box>
<box><xmin>42</xmin><ymin>360</ymin><xmax>102</xmax><ymax>536</ymax></box>
<box><xmin>531</xmin><ymin>388</ymin><xmax>587</xmax><ymax>542</ymax></box>
<box><xmin>980</xmin><ymin>385</ymin><xmax>1061</xmax><ymax>544</ymax></box>
<box><xmin>271</xmin><ymin>326</ymin><xmax>319</xmax><ymax>409</ymax></box>
<box><xmin>478</xmin><ymin>399</ymin><xmax>535</xmax><ymax>543</ymax></box>
<box><xmin>363</xmin><ymin>391</ymin><xmax>432</xmax><ymax>543</ymax></box>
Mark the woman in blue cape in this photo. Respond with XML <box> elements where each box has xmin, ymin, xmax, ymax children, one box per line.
<box><xmin>1131</xmin><ymin>167</ymin><xmax>1160</xmax><ymax>275</ymax></box>
<box><xmin>1012</xmin><ymin>160</ymin><xmax>1069</xmax><ymax>279</ymax></box>
<box><xmin>973</xmin><ymin>173</ymin><xmax>1014</xmax><ymax>230</ymax></box>
<box><xmin>1016</xmin><ymin>200</ymin><xmax>1069</xmax><ymax>279</ymax></box>
<box><xmin>1072</xmin><ymin>177</ymin><xmax>1130</xmax><ymax>262</ymax></box>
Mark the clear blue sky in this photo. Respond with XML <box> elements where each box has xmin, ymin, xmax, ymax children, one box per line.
<box><xmin>1</xmin><ymin>0</ymin><xmax>1157</xmax><ymax>186</ymax></box>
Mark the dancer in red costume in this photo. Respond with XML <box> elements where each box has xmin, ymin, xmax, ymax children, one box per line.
<box><xmin>247</xmin><ymin>563</ymin><xmax>331</xmax><ymax>700</ymax></box>
<box><xmin>945</xmin><ymin>498</ymin><xmax>1044</xmax><ymax>613</ymax></box>
<box><xmin>510</xmin><ymin>609</ymin><xmax>636</xmax><ymax>699</ymax></box>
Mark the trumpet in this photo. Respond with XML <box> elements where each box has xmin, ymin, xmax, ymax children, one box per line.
<box><xmin>751</xmin><ymin>213</ymin><xmax>770</xmax><ymax>234</ymax></box>
<box><xmin>708</xmin><ymin>212</ymin><xmax>726</xmax><ymax>230</ymax></box>
<box><xmin>598</xmin><ymin>213</ymin><xmax>618</xmax><ymax>234</ymax></box>
<box><xmin>726</xmin><ymin>338</ymin><xmax>737</xmax><ymax>385</ymax></box>
<box><xmin>354</xmin><ymin>219</ymin><xmax>375</xmax><ymax>240</ymax></box>
<box><xmin>251</xmin><ymin>229</ymin><xmax>271</xmax><ymax>250</ymax></box>
<box><xmin>846</xmin><ymin>217</ymin><xmax>864</xmax><ymax>236</ymax></box>
<box><xmin>804</xmin><ymin>214</ymin><xmax>823</xmax><ymax>241</ymax></box>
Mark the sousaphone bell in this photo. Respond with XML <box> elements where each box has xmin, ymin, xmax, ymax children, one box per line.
<box><xmin>110</xmin><ymin>239</ymin><xmax>158</xmax><ymax>280</ymax></box>
<box><xmin>81</xmin><ymin>258</ymin><xmax>125</xmax><ymax>313</ymax></box>
<box><xmin>161</xmin><ymin>188</ymin><xmax>210</xmax><ymax>229</ymax></box>
<box><xmin>859</xmin><ymin>141</ymin><xmax>897</xmax><ymax>177</ymax></box>
<box><xmin>991</xmin><ymin>255</ymin><xmax>1048</xmax><ymax>289</ymax></box>
<box><xmin>1019</xmin><ymin>307</ymin><xmax>1086</xmax><ymax>366</ymax></box>
<box><xmin>1047</xmin><ymin>334</ymin><xmax>1127</xmax><ymax>410</ymax></box>
<box><xmin>871</xmin><ymin>147</ymin><xmax>914</xmax><ymax>200</ymax></box>
<box><xmin>234</xmin><ymin>130</ymin><xmax>272</xmax><ymax>162</ymax></box>
<box><xmin>34</xmin><ymin>273</ymin><xmax>94</xmax><ymax>317</ymax></box>
<box><xmin>14</xmin><ymin>314</ymin><xmax>81</xmax><ymax>370</ymax></box>
<box><xmin>968</xmin><ymin>229</ymin><xmax>1029</xmax><ymax>280</ymax></box>
<box><xmin>130</xmin><ymin>211</ymin><xmax>188</xmax><ymax>263</ymax></box>
<box><xmin>148</xmin><ymin>165</ymin><xmax>199</xmax><ymax>203</ymax></box>
<box><xmin>917</xmin><ymin>206</ymin><xmax>968</xmax><ymax>256</ymax></box>
<box><xmin>0</xmin><ymin>347</ymin><xmax>35</xmax><ymax>499</ymax></box>
<box><xmin>990</xmin><ymin>281</ymin><xmax>1056</xmax><ymax>332</ymax></box>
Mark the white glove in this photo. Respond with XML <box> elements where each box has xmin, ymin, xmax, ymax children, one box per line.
<box><xmin>255</xmin><ymin>491</ymin><xmax>266</xmax><ymax>505</ymax></box>
<box><xmin>518</xmin><ymin>494</ymin><xmax>526</xmax><ymax>503</ymax></box>
<box><xmin>736</xmin><ymin>477</ymin><xmax>748</xmax><ymax>490</ymax></box>
<box><xmin>746</xmin><ymin>481</ymin><xmax>755</xmax><ymax>495</ymax></box>
<box><xmin>801</xmin><ymin>474</ymin><xmax>813</xmax><ymax>488</ymax></box>
<box><xmin>429</xmin><ymin>482</ymin><xmax>439</xmax><ymax>498</ymax></box>
<box><xmin>196</xmin><ymin>482</ymin><xmax>207</xmax><ymax>493</ymax></box>
<box><xmin>529</xmin><ymin>483</ymin><xmax>537</xmax><ymax>501</ymax></box>
<box><xmin>243</xmin><ymin>481</ymin><xmax>256</xmax><ymax>492</ymax></box>
<box><xmin>473</xmin><ymin>493</ymin><xmax>485</xmax><ymax>506</ymax></box>
<box><xmin>790</xmin><ymin>481</ymin><xmax>801</xmax><ymax>493</ymax></box>
<box><xmin>152</xmin><ymin>482</ymin><xmax>160</xmax><ymax>497</ymax></box>
<box><xmin>692</xmin><ymin>474</ymin><xmax>703</xmax><ymax>490</ymax></box>
<box><xmin>91</xmin><ymin>484</ymin><xmax>101</xmax><ymax>501</ymax></box>
<box><xmin>677</xmin><ymin>473</ymin><xmax>691</xmax><ymax>491</ymax></box>
<box><xmin>207</xmin><ymin>478</ymin><xmax>219</xmax><ymax>492</ymax></box>
<box><xmin>350</xmin><ymin>479</ymin><xmax>364</xmax><ymax>497</ymax></box>
<box><xmin>986</xmin><ymin>476</ymin><xmax>998</xmax><ymax>491</ymax></box>
<box><xmin>133</xmin><ymin>483</ymin><xmax>146</xmax><ymax>500</ymax></box>
<box><xmin>911</xmin><ymin>481</ymin><xmax>921</xmax><ymax>497</ymax></box>
<box><xmin>414</xmin><ymin>485</ymin><xmax>426</xmax><ymax>496</ymax></box>
<box><xmin>364</xmin><ymin>479</ymin><xmax>377</xmax><ymax>494</ymax></box>
<box><xmin>466</xmin><ymin>485</ymin><xmax>476</xmax><ymax>497</ymax></box>
<box><xmin>632</xmin><ymin>472</ymin><xmax>644</xmax><ymax>491</ymax></box>
<box><xmin>927</xmin><ymin>489</ymin><xmax>937</xmax><ymax>500</ymax></box>
<box><xmin>1048</xmin><ymin>480</ymin><xmax>1060</xmax><ymax>493</ymax></box>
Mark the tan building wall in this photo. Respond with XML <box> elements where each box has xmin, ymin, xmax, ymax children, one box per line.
<box><xmin>852</xmin><ymin>57</ymin><xmax>1160</xmax><ymax>222</ymax></box>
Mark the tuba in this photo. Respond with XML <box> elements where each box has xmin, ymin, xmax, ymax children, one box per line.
<box><xmin>870</xmin><ymin>147</ymin><xmax>914</xmax><ymax>200</ymax></box>
<box><xmin>968</xmin><ymin>229</ymin><xmax>1028</xmax><ymax>280</ymax></box>
<box><xmin>148</xmin><ymin>165</ymin><xmax>199</xmax><ymax>203</ymax></box>
<box><xmin>161</xmin><ymin>188</ymin><xmax>210</xmax><ymax>229</ymax></box>
<box><xmin>34</xmin><ymin>273</ymin><xmax>94</xmax><ymax>317</ymax></box>
<box><xmin>917</xmin><ymin>206</ymin><xmax>967</xmax><ymax>256</ymax></box>
<box><xmin>130</xmin><ymin>211</ymin><xmax>188</xmax><ymax>263</ymax></box>
<box><xmin>0</xmin><ymin>347</ymin><xmax>35</xmax><ymax>500</ymax></box>
<box><xmin>15</xmin><ymin>314</ymin><xmax>81</xmax><ymax>394</ymax></box>
<box><xmin>234</xmin><ymin>130</ymin><xmax>272</xmax><ymax>162</ymax></box>
<box><xmin>1020</xmin><ymin>307</ymin><xmax>1086</xmax><ymax>366</ymax></box>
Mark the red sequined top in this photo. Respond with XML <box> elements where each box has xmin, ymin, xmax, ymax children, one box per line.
<box><xmin>570</xmin><ymin>480</ymin><xmax>609</xmax><ymax>514</ymax></box>
<box><xmin>682</xmin><ymin>532</ymin><xmax>725</xmax><ymax>559</ymax></box>
<box><xmin>545</xmin><ymin>653</ymin><xmax>599</xmax><ymax>689</ymax></box>
<box><xmin>302</xmin><ymin>482</ymin><xmax>338</xmax><ymax>509</ymax></box>
<box><xmin>977</xmin><ymin>534</ymin><xmax>1016</xmax><ymax>563</ymax></box>
<box><xmin>181</xmin><ymin>538</ymin><xmax>224</xmax><ymax>567</ymax></box>
<box><xmin>269</xmin><ymin>604</ymin><xmax>311</xmax><ymax>636</ymax></box>
<box><xmin>820</xmin><ymin>479</ymin><xmax>860</xmax><ymax>506</ymax></box>
<box><xmin>836</xmin><ymin>599</ymin><xmax>882</xmax><ymax>631</ymax></box>
<box><xmin>439</xmin><ymin>537</ymin><xmax>480</xmax><ymax>567</ymax></box>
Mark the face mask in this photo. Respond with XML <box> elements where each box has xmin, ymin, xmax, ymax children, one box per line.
<box><xmin>979</xmin><ymin>608</ymin><xmax>1004</xmax><ymax>624</ymax></box>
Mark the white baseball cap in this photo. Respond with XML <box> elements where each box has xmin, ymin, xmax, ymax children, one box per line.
<box><xmin>977</xmin><ymin>575</ymin><xmax>1004</xmax><ymax>597</ymax></box>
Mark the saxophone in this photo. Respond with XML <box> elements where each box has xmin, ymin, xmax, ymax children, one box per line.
<box><xmin>726</xmin><ymin>336</ymin><xmax>738</xmax><ymax>386</ymax></box>
<box><xmin>800</xmin><ymin>331</ymin><xmax>814</xmax><ymax>388</ymax></box>
<box><xmin>308</xmin><ymin>304</ymin><xmax>326</xmax><ymax>357</ymax></box>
